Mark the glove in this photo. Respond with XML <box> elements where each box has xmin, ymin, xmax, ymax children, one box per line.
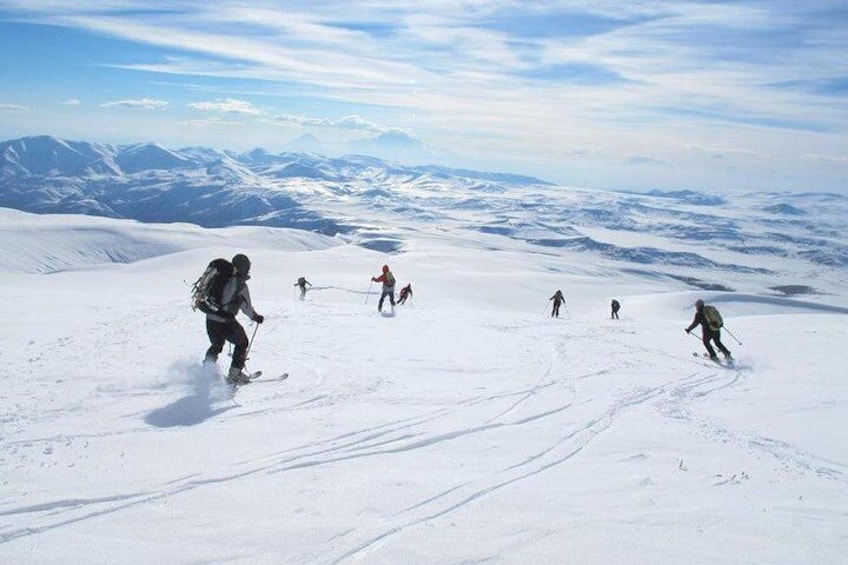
<box><xmin>253</xmin><ymin>314</ymin><xmax>264</xmax><ymax>324</ymax></box>
<box><xmin>685</xmin><ymin>328</ymin><xmax>690</xmax><ymax>334</ymax></box>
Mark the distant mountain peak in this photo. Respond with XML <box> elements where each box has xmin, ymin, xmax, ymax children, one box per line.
<box><xmin>347</xmin><ymin>130</ymin><xmax>435</xmax><ymax>164</ymax></box>
<box><xmin>372</xmin><ymin>130</ymin><xmax>423</xmax><ymax>147</ymax></box>
<box><xmin>115</xmin><ymin>142</ymin><xmax>191</xmax><ymax>173</ymax></box>
<box><xmin>0</xmin><ymin>135</ymin><xmax>115</xmax><ymax>176</ymax></box>
<box><xmin>294</xmin><ymin>132</ymin><xmax>320</xmax><ymax>144</ymax></box>
<box><xmin>287</xmin><ymin>132</ymin><xmax>327</xmax><ymax>155</ymax></box>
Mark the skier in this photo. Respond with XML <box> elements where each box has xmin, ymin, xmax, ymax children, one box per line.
<box><xmin>371</xmin><ymin>265</ymin><xmax>396</xmax><ymax>313</ymax></box>
<box><xmin>611</xmin><ymin>299</ymin><xmax>621</xmax><ymax>319</ymax></box>
<box><xmin>398</xmin><ymin>283</ymin><xmax>413</xmax><ymax>305</ymax></box>
<box><xmin>203</xmin><ymin>253</ymin><xmax>264</xmax><ymax>384</ymax></box>
<box><xmin>685</xmin><ymin>299</ymin><xmax>732</xmax><ymax>361</ymax></box>
<box><xmin>294</xmin><ymin>276</ymin><xmax>312</xmax><ymax>300</ymax></box>
<box><xmin>549</xmin><ymin>290</ymin><xmax>565</xmax><ymax>318</ymax></box>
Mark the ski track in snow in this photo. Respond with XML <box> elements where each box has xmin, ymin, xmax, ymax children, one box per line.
<box><xmin>1</xmin><ymin>227</ymin><xmax>847</xmax><ymax>563</ymax></box>
<box><xmin>4</xmin><ymin>307</ymin><xmax>843</xmax><ymax>562</ymax></box>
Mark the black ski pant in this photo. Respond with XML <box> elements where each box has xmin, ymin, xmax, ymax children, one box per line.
<box><xmin>378</xmin><ymin>289</ymin><xmax>395</xmax><ymax>311</ymax></box>
<box><xmin>205</xmin><ymin>318</ymin><xmax>249</xmax><ymax>369</ymax></box>
<box><xmin>702</xmin><ymin>328</ymin><xmax>731</xmax><ymax>358</ymax></box>
<box><xmin>611</xmin><ymin>307</ymin><xmax>620</xmax><ymax>319</ymax></box>
<box><xmin>551</xmin><ymin>302</ymin><xmax>561</xmax><ymax>317</ymax></box>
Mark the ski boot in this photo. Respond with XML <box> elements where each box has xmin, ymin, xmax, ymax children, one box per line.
<box><xmin>226</xmin><ymin>366</ymin><xmax>252</xmax><ymax>385</ymax></box>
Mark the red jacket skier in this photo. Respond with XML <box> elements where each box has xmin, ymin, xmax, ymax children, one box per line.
<box><xmin>371</xmin><ymin>265</ymin><xmax>396</xmax><ymax>313</ymax></box>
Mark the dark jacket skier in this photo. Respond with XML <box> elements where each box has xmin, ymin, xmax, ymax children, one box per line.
<box><xmin>685</xmin><ymin>299</ymin><xmax>731</xmax><ymax>361</ymax></box>
<box><xmin>611</xmin><ymin>299</ymin><xmax>621</xmax><ymax>319</ymax></box>
<box><xmin>549</xmin><ymin>290</ymin><xmax>565</xmax><ymax>318</ymax></box>
<box><xmin>371</xmin><ymin>265</ymin><xmax>396</xmax><ymax>313</ymax></box>
<box><xmin>294</xmin><ymin>276</ymin><xmax>312</xmax><ymax>300</ymax></box>
<box><xmin>398</xmin><ymin>283</ymin><xmax>413</xmax><ymax>305</ymax></box>
<box><xmin>204</xmin><ymin>253</ymin><xmax>264</xmax><ymax>384</ymax></box>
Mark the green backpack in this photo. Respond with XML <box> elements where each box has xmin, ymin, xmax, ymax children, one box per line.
<box><xmin>703</xmin><ymin>305</ymin><xmax>723</xmax><ymax>331</ymax></box>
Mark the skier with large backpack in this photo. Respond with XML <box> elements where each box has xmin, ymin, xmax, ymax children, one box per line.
<box><xmin>685</xmin><ymin>299</ymin><xmax>732</xmax><ymax>361</ymax></box>
<box><xmin>371</xmin><ymin>265</ymin><xmax>396</xmax><ymax>313</ymax></box>
<box><xmin>192</xmin><ymin>253</ymin><xmax>264</xmax><ymax>384</ymax></box>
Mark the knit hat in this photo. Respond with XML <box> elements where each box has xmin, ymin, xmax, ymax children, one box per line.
<box><xmin>232</xmin><ymin>254</ymin><xmax>251</xmax><ymax>276</ymax></box>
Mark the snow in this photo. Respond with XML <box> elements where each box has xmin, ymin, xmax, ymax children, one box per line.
<box><xmin>1</xmin><ymin>208</ymin><xmax>847</xmax><ymax>563</ymax></box>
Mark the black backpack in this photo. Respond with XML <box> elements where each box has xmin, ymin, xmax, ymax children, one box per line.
<box><xmin>191</xmin><ymin>258</ymin><xmax>235</xmax><ymax>315</ymax></box>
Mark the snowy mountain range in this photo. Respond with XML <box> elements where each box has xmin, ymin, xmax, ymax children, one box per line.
<box><xmin>0</xmin><ymin>135</ymin><xmax>542</xmax><ymax>234</ymax></box>
<box><xmin>2</xmin><ymin>135</ymin><xmax>847</xmax><ymax>296</ymax></box>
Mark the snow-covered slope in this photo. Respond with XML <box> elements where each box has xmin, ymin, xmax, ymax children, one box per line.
<box><xmin>0</xmin><ymin>208</ymin><xmax>342</xmax><ymax>274</ymax></box>
<box><xmin>1</xmin><ymin>210</ymin><xmax>846</xmax><ymax>563</ymax></box>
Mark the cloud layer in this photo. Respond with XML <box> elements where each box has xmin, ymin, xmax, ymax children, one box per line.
<box><xmin>1</xmin><ymin>1</ymin><xmax>846</xmax><ymax>192</ymax></box>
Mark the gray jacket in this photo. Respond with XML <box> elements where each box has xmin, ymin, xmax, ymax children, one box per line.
<box><xmin>206</xmin><ymin>275</ymin><xmax>257</xmax><ymax>323</ymax></box>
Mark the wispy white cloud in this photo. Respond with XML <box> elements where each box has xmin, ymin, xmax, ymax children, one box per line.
<box><xmin>58</xmin><ymin>99</ymin><xmax>82</xmax><ymax>106</ymax></box>
<box><xmin>188</xmin><ymin>98</ymin><xmax>262</xmax><ymax>115</ymax></box>
<box><xmin>685</xmin><ymin>144</ymin><xmax>767</xmax><ymax>160</ymax></box>
<box><xmin>270</xmin><ymin>113</ymin><xmax>390</xmax><ymax>133</ymax></box>
<box><xmin>801</xmin><ymin>153</ymin><xmax>848</xmax><ymax>164</ymax></box>
<box><xmin>628</xmin><ymin>155</ymin><xmax>670</xmax><ymax>167</ymax></box>
<box><xmin>562</xmin><ymin>147</ymin><xmax>602</xmax><ymax>158</ymax></box>
<box><xmin>101</xmin><ymin>98</ymin><xmax>169</xmax><ymax>110</ymax></box>
<box><xmin>9</xmin><ymin>3</ymin><xmax>842</xmax><ymax>123</ymax></box>
<box><xmin>0</xmin><ymin>104</ymin><xmax>29</xmax><ymax>112</ymax></box>
<box><xmin>180</xmin><ymin>116</ymin><xmax>244</xmax><ymax>129</ymax></box>
<box><xmin>1</xmin><ymin>1</ymin><xmax>846</xmax><ymax>191</ymax></box>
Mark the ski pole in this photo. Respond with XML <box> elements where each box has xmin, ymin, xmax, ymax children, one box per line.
<box><xmin>245</xmin><ymin>322</ymin><xmax>260</xmax><ymax>361</ymax></box>
<box><xmin>364</xmin><ymin>280</ymin><xmax>373</xmax><ymax>304</ymax></box>
<box><xmin>542</xmin><ymin>301</ymin><xmax>549</xmax><ymax>316</ymax></box>
<box><xmin>562</xmin><ymin>297</ymin><xmax>571</xmax><ymax>320</ymax></box>
<box><xmin>686</xmin><ymin>330</ymin><xmax>704</xmax><ymax>344</ymax></box>
<box><xmin>723</xmin><ymin>326</ymin><xmax>743</xmax><ymax>345</ymax></box>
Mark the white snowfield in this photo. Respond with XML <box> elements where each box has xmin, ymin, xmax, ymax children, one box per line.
<box><xmin>1</xmin><ymin>209</ymin><xmax>847</xmax><ymax>564</ymax></box>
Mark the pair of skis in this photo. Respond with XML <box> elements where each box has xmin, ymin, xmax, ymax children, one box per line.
<box><xmin>692</xmin><ymin>352</ymin><xmax>735</xmax><ymax>367</ymax></box>
<box><xmin>229</xmin><ymin>370</ymin><xmax>289</xmax><ymax>391</ymax></box>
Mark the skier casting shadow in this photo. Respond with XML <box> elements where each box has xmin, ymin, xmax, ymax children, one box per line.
<box><xmin>202</xmin><ymin>254</ymin><xmax>264</xmax><ymax>384</ymax></box>
<box><xmin>685</xmin><ymin>299</ymin><xmax>732</xmax><ymax>361</ymax></box>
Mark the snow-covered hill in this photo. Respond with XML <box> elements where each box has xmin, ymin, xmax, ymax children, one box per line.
<box><xmin>0</xmin><ymin>208</ymin><xmax>342</xmax><ymax>274</ymax></box>
<box><xmin>1</xmin><ymin>206</ymin><xmax>847</xmax><ymax>563</ymax></box>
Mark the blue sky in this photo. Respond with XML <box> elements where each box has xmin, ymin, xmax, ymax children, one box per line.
<box><xmin>1</xmin><ymin>1</ymin><xmax>846</xmax><ymax>193</ymax></box>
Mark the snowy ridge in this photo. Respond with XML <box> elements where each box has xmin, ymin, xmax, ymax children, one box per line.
<box><xmin>0</xmin><ymin>208</ymin><xmax>341</xmax><ymax>273</ymax></box>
